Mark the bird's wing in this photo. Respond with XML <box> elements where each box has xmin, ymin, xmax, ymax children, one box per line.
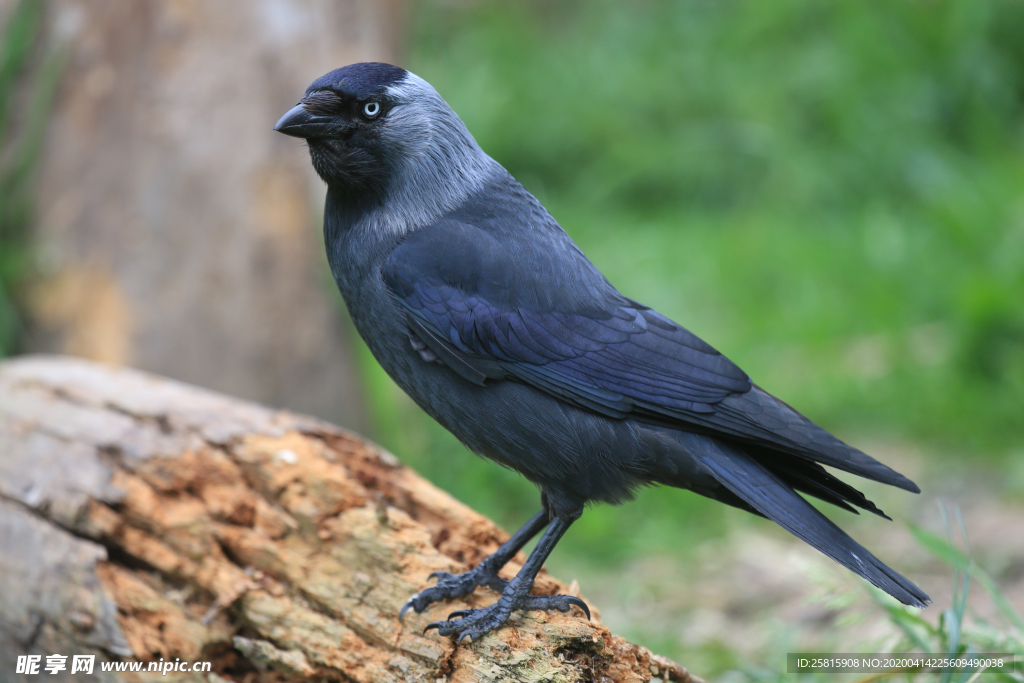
<box><xmin>383</xmin><ymin>215</ymin><xmax>917</xmax><ymax>491</ymax></box>
<box><xmin>384</xmin><ymin>218</ymin><xmax>751</xmax><ymax>418</ymax></box>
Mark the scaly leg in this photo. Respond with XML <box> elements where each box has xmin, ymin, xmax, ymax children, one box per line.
<box><xmin>399</xmin><ymin>509</ymin><xmax>549</xmax><ymax>621</ymax></box>
<box><xmin>423</xmin><ymin>514</ymin><xmax>589</xmax><ymax>644</ymax></box>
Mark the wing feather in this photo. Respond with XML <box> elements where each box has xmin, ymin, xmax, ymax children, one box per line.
<box><xmin>383</xmin><ymin>216</ymin><xmax>917</xmax><ymax>492</ymax></box>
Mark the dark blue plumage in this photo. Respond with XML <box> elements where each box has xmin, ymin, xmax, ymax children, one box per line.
<box><xmin>308</xmin><ymin>62</ymin><xmax>407</xmax><ymax>98</ymax></box>
<box><xmin>275</xmin><ymin>62</ymin><xmax>929</xmax><ymax>643</ymax></box>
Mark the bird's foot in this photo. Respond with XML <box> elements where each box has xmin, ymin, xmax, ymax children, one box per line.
<box><xmin>423</xmin><ymin>593</ymin><xmax>590</xmax><ymax>644</ymax></box>
<box><xmin>399</xmin><ymin>564</ymin><xmax>509</xmax><ymax>622</ymax></box>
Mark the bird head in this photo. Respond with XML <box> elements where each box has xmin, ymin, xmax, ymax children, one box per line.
<box><xmin>275</xmin><ymin>62</ymin><xmax>491</xmax><ymax>222</ymax></box>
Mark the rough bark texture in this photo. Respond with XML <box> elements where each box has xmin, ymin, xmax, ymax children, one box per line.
<box><xmin>25</xmin><ymin>0</ymin><xmax>405</xmax><ymax>430</ymax></box>
<box><xmin>0</xmin><ymin>356</ymin><xmax>701</xmax><ymax>683</ymax></box>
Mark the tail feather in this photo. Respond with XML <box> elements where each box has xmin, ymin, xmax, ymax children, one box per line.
<box><xmin>700</xmin><ymin>441</ymin><xmax>930</xmax><ymax>608</ymax></box>
<box><xmin>765</xmin><ymin>452</ymin><xmax>892</xmax><ymax>520</ymax></box>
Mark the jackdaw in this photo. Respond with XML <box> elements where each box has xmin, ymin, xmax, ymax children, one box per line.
<box><xmin>274</xmin><ymin>62</ymin><xmax>929</xmax><ymax>643</ymax></box>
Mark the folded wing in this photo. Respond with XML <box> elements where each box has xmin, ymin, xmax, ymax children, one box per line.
<box><xmin>384</xmin><ymin>216</ymin><xmax>917</xmax><ymax>492</ymax></box>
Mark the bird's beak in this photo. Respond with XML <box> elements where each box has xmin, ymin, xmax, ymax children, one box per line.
<box><xmin>273</xmin><ymin>104</ymin><xmax>336</xmax><ymax>139</ymax></box>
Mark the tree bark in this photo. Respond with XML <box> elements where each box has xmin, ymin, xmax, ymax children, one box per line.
<box><xmin>0</xmin><ymin>356</ymin><xmax>701</xmax><ymax>683</ymax></box>
<box><xmin>24</xmin><ymin>0</ymin><xmax>406</xmax><ymax>431</ymax></box>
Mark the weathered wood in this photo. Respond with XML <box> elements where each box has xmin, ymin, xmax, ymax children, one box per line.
<box><xmin>0</xmin><ymin>356</ymin><xmax>701</xmax><ymax>682</ymax></box>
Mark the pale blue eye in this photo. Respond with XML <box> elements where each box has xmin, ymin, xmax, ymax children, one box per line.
<box><xmin>363</xmin><ymin>102</ymin><xmax>380</xmax><ymax>118</ymax></box>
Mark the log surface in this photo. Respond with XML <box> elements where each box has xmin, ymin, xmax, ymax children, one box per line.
<box><xmin>0</xmin><ymin>356</ymin><xmax>700</xmax><ymax>683</ymax></box>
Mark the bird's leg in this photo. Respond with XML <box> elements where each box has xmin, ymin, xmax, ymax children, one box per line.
<box><xmin>423</xmin><ymin>513</ymin><xmax>589</xmax><ymax>644</ymax></box>
<box><xmin>399</xmin><ymin>509</ymin><xmax>549</xmax><ymax>621</ymax></box>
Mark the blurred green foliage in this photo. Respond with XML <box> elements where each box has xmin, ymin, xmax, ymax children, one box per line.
<box><xmin>351</xmin><ymin>0</ymin><xmax>1024</xmax><ymax>548</ymax></box>
<box><xmin>0</xmin><ymin>0</ymin><xmax>53</xmax><ymax>356</ymax></box>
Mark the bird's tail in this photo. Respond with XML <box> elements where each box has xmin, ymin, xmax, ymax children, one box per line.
<box><xmin>699</xmin><ymin>441</ymin><xmax>931</xmax><ymax>608</ymax></box>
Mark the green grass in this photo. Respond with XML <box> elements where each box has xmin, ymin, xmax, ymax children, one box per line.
<box><xmin>823</xmin><ymin>511</ymin><xmax>1022</xmax><ymax>683</ymax></box>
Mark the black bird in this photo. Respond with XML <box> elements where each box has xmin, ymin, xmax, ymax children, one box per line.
<box><xmin>274</xmin><ymin>62</ymin><xmax>929</xmax><ymax>643</ymax></box>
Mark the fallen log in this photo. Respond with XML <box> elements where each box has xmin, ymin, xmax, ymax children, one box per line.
<box><xmin>0</xmin><ymin>355</ymin><xmax>700</xmax><ymax>682</ymax></box>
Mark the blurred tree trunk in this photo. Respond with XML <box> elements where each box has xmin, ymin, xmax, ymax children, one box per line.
<box><xmin>24</xmin><ymin>0</ymin><xmax>405</xmax><ymax>430</ymax></box>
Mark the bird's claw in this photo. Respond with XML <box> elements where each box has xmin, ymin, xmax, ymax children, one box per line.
<box><xmin>398</xmin><ymin>565</ymin><xmax>508</xmax><ymax>623</ymax></box>
<box><xmin>520</xmin><ymin>593</ymin><xmax>591</xmax><ymax>619</ymax></box>
<box><xmin>398</xmin><ymin>598</ymin><xmax>417</xmax><ymax>623</ymax></box>
<box><xmin>423</xmin><ymin>593</ymin><xmax>590</xmax><ymax>644</ymax></box>
<box><xmin>533</xmin><ymin>594</ymin><xmax>591</xmax><ymax>619</ymax></box>
<box><xmin>567</xmin><ymin>596</ymin><xmax>591</xmax><ymax>620</ymax></box>
<box><xmin>421</xmin><ymin>606</ymin><xmax>499</xmax><ymax>643</ymax></box>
